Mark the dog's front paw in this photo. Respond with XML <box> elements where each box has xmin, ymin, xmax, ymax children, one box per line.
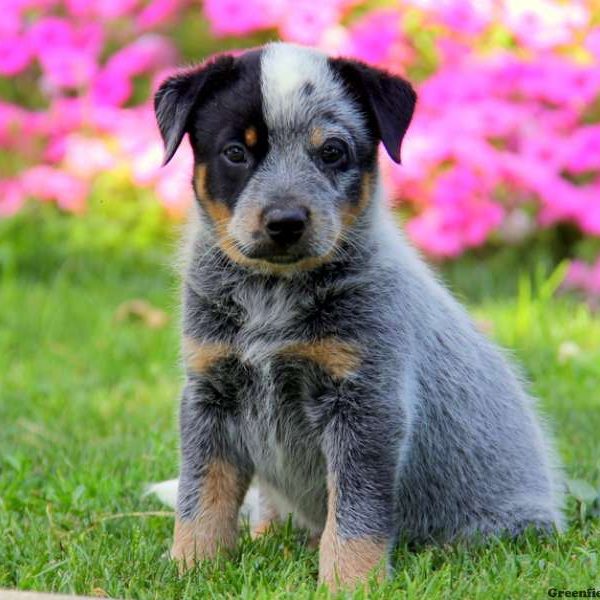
<box><xmin>171</xmin><ymin>517</ymin><xmax>237</xmax><ymax>573</ymax></box>
<box><xmin>318</xmin><ymin>532</ymin><xmax>387</xmax><ymax>591</ymax></box>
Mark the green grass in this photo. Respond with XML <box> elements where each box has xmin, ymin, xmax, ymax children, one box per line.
<box><xmin>1</xmin><ymin>209</ymin><xmax>599</xmax><ymax>599</ymax></box>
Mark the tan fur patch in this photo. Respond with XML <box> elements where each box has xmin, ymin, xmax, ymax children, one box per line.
<box><xmin>280</xmin><ymin>338</ymin><xmax>361</xmax><ymax>379</ymax></box>
<box><xmin>194</xmin><ymin>164</ymin><xmax>232</xmax><ymax>229</ymax></box>
<box><xmin>250</xmin><ymin>520</ymin><xmax>274</xmax><ymax>539</ymax></box>
<box><xmin>341</xmin><ymin>172</ymin><xmax>373</xmax><ymax>230</ymax></box>
<box><xmin>171</xmin><ymin>460</ymin><xmax>248</xmax><ymax>572</ymax></box>
<box><xmin>319</xmin><ymin>477</ymin><xmax>386</xmax><ymax>590</ymax></box>
<box><xmin>310</xmin><ymin>127</ymin><xmax>324</xmax><ymax>147</ymax></box>
<box><xmin>244</xmin><ymin>126</ymin><xmax>258</xmax><ymax>147</ymax></box>
<box><xmin>183</xmin><ymin>337</ymin><xmax>232</xmax><ymax>374</ymax></box>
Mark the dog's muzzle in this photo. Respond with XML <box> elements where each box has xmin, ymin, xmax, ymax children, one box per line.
<box><xmin>242</xmin><ymin>205</ymin><xmax>314</xmax><ymax>264</ymax></box>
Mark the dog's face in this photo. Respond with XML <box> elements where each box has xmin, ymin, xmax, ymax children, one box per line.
<box><xmin>155</xmin><ymin>43</ymin><xmax>416</xmax><ymax>272</ymax></box>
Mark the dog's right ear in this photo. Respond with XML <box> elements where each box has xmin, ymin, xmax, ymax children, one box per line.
<box><xmin>154</xmin><ymin>55</ymin><xmax>236</xmax><ymax>165</ymax></box>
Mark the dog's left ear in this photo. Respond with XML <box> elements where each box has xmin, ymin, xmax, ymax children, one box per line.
<box><xmin>329</xmin><ymin>59</ymin><xmax>417</xmax><ymax>163</ymax></box>
<box><xmin>154</xmin><ymin>55</ymin><xmax>236</xmax><ymax>165</ymax></box>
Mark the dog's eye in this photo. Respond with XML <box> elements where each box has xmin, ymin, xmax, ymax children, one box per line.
<box><xmin>319</xmin><ymin>139</ymin><xmax>347</xmax><ymax>167</ymax></box>
<box><xmin>222</xmin><ymin>143</ymin><xmax>248</xmax><ymax>165</ymax></box>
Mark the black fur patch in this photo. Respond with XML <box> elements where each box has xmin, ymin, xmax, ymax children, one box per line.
<box><xmin>155</xmin><ymin>50</ymin><xmax>269</xmax><ymax>210</ymax></box>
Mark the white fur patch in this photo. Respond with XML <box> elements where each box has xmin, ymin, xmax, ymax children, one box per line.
<box><xmin>260</xmin><ymin>43</ymin><xmax>342</xmax><ymax>129</ymax></box>
<box><xmin>262</xmin><ymin>43</ymin><xmax>325</xmax><ymax>97</ymax></box>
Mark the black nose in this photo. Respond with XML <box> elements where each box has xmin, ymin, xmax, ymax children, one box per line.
<box><xmin>263</xmin><ymin>206</ymin><xmax>309</xmax><ymax>246</ymax></box>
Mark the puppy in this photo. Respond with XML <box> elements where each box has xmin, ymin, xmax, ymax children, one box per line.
<box><xmin>153</xmin><ymin>42</ymin><xmax>564</xmax><ymax>590</ymax></box>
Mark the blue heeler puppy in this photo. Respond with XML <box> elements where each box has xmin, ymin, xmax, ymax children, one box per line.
<box><xmin>152</xmin><ymin>42</ymin><xmax>564</xmax><ymax>590</ymax></box>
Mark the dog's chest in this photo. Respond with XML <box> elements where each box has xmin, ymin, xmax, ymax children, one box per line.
<box><xmin>232</xmin><ymin>280</ymin><xmax>303</xmax><ymax>366</ymax></box>
<box><xmin>228</xmin><ymin>282</ymin><xmax>328</xmax><ymax>516</ymax></box>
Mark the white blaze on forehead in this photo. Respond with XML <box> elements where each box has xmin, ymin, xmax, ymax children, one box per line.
<box><xmin>260</xmin><ymin>43</ymin><xmax>345</xmax><ymax>128</ymax></box>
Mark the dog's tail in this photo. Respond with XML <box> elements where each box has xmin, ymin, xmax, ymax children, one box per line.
<box><xmin>144</xmin><ymin>479</ymin><xmax>179</xmax><ymax>508</ymax></box>
<box><xmin>144</xmin><ymin>479</ymin><xmax>261</xmax><ymax>524</ymax></box>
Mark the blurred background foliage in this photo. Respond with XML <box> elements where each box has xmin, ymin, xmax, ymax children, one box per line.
<box><xmin>0</xmin><ymin>0</ymin><xmax>600</xmax><ymax>302</ymax></box>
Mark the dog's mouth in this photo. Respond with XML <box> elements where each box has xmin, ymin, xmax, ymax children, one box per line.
<box><xmin>233</xmin><ymin>240</ymin><xmax>317</xmax><ymax>265</ymax></box>
<box><xmin>261</xmin><ymin>255</ymin><xmax>301</xmax><ymax>264</ymax></box>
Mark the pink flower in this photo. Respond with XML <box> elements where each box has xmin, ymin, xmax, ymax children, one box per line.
<box><xmin>0</xmin><ymin>34</ymin><xmax>32</xmax><ymax>75</ymax></box>
<box><xmin>137</xmin><ymin>0</ymin><xmax>183</xmax><ymax>29</ymax></box>
<box><xmin>576</xmin><ymin>186</ymin><xmax>600</xmax><ymax>236</ymax></box>
<box><xmin>280</xmin><ymin>0</ymin><xmax>340</xmax><ymax>45</ymax></box>
<box><xmin>62</xmin><ymin>134</ymin><xmax>116</xmax><ymax>177</ymax></box>
<box><xmin>436</xmin><ymin>39</ymin><xmax>471</xmax><ymax>67</ymax></box>
<box><xmin>437</xmin><ymin>0</ymin><xmax>493</xmax><ymax>35</ymax></box>
<box><xmin>43</xmin><ymin>135</ymin><xmax>67</xmax><ymax>163</ymax></box>
<box><xmin>564</xmin><ymin>258</ymin><xmax>600</xmax><ymax>298</ymax></box>
<box><xmin>563</xmin><ymin>260</ymin><xmax>589</xmax><ymax>290</ymax></box>
<box><xmin>27</xmin><ymin>17</ymin><xmax>74</xmax><ymax>54</ymax></box>
<box><xmin>65</xmin><ymin>0</ymin><xmax>139</xmax><ymax>19</ymax></box>
<box><xmin>406</xmin><ymin>166</ymin><xmax>504</xmax><ymax>258</ymax></box>
<box><xmin>91</xmin><ymin>35</ymin><xmax>176</xmax><ymax>105</ymax></box>
<box><xmin>563</xmin><ymin>125</ymin><xmax>600</xmax><ymax>174</ymax></box>
<box><xmin>0</xmin><ymin>101</ymin><xmax>24</xmax><ymax>145</ymax></box>
<box><xmin>503</xmin><ymin>0</ymin><xmax>588</xmax><ymax>50</ymax></box>
<box><xmin>0</xmin><ymin>178</ymin><xmax>25</xmax><ymax>216</ymax></box>
<box><xmin>204</xmin><ymin>0</ymin><xmax>283</xmax><ymax>36</ymax></box>
<box><xmin>154</xmin><ymin>148</ymin><xmax>194</xmax><ymax>216</ymax></box>
<box><xmin>342</xmin><ymin>9</ymin><xmax>400</xmax><ymax>66</ymax></box>
<box><xmin>104</xmin><ymin>35</ymin><xmax>177</xmax><ymax>78</ymax></box>
<box><xmin>26</xmin><ymin>18</ymin><xmax>104</xmax><ymax>90</ymax></box>
<box><xmin>90</xmin><ymin>70</ymin><xmax>133</xmax><ymax>106</ymax></box>
<box><xmin>45</xmin><ymin>98</ymin><xmax>85</xmax><ymax>136</ymax></box>
<box><xmin>130</xmin><ymin>142</ymin><xmax>163</xmax><ymax>185</ymax></box>
<box><xmin>40</xmin><ymin>48</ymin><xmax>97</xmax><ymax>90</ymax></box>
<box><xmin>21</xmin><ymin>166</ymin><xmax>88</xmax><ymax>212</ymax></box>
<box><xmin>0</xmin><ymin>7</ymin><xmax>21</xmax><ymax>37</ymax></box>
<box><xmin>585</xmin><ymin>27</ymin><xmax>600</xmax><ymax>60</ymax></box>
<box><xmin>28</xmin><ymin>19</ymin><xmax>104</xmax><ymax>60</ymax></box>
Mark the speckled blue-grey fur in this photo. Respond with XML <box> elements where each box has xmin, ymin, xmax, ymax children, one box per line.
<box><xmin>153</xmin><ymin>42</ymin><xmax>564</xmax><ymax>578</ymax></box>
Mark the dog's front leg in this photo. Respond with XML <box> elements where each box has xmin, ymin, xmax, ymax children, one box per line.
<box><xmin>319</xmin><ymin>404</ymin><xmax>404</xmax><ymax>591</ymax></box>
<box><xmin>172</xmin><ymin>381</ymin><xmax>252</xmax><ymax>571</ymax></box>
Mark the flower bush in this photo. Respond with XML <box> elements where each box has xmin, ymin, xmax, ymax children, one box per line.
<box><xmin>1</xmin><ymin>0</ymin><xmax>599</xmax><ymax>297</ymax></box>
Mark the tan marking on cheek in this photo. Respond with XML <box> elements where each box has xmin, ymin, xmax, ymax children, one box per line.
<box><xmin>319</xmin><ymin>477</ymin><xmax>387</xmax><ymax>590</ymax></box>
<box><xmin>194</xmin><ymin>164</ymin><xmax>233</xmax><ymax>233</ymax></box>
<box><xmin>341</xmin><ymin>172</ymin><xmax>373</xmax><ymax>230</ymax></box>
<box><xmin>310</xmin><ymin>127</ymin><xmax>324</xmax><ymax>147</ymax></box>
<box><xmin>171</xmin><ymin>460</ymin><xmax>247</xmax><ymax>571</ymax></box>
<box><xmin>279</xmin><ymin>338</ymin><xmax>361</xmax><ymax>379</ymax></box>
<box><xmin>244</xmin><ymin>126</ymin><xmax>258</xmax><ymax>147</ymax></box>
<box><xmin>183</xmin><ymin>337</ymin><xmax>233</xmax><ymax>374</ymax></box>
<box><xmin>219</xmin><ymin>234</ymin><xmax>334</xmax><ymax>275</ymax></box>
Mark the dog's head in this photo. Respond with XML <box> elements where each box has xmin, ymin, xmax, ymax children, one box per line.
<box><xmin>155</xmin><ymin>43</ymin><xmax>416</xmax><ymax>273</ymax></box>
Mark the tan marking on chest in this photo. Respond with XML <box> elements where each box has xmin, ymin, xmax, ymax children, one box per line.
<box><xmin>318</xmin><ymin>476</ymin><xmax>386</xmax><ymax>590</ymax></box>
<box><xmin>183</xmin><ymin>337</ymin><xmax>233</xmax><ymax>374</ymax></box>
<box><xmin>279</xmin><ymin>338</ymin><xmax>361</xmax><ymax>379</ymax></box>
